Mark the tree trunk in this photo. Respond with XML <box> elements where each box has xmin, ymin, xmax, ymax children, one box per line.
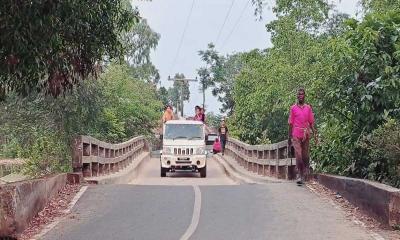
<box><xmin>202</xmin><ymin>83</ymin><xmax>205</xmax><ymax>108</ymax></box>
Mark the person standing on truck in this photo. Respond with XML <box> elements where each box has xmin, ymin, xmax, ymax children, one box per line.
<box><xmin>218</xmin><ymin>120</ymin><xmax>229</xmax><ymax>155</ymax></box>
<box><xmin>288</xmin><ymin>88</ymin><xmax>318</xmax><ymax>185</ymax></box>
<box><xmin>194</xmin><ymin>105</ymin><xmax>203</xmax><ymax>122</ymax></box>
<box><xmin>160</xmin><ymin>105</ymin><xmax>174</xmax><ymax>142</ymax></box>
<box><xmin>162</xmin><ymin>105</ymin><xmax>174</xmax><ymax>123</ymax></box>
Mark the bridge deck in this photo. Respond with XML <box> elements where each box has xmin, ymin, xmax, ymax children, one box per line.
<box><xmin>41</xmin><ymin>157</ymin><xmax>379</xmax><ymax>240</ymax></box>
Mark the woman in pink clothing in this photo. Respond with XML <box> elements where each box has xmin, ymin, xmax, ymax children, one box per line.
<box><xmin>288</xmin><ymin>88</ymin><xmax>318</xmax><ymax>185</ymax></box>
<box><xmin>193</xmin><ymin>105</ymin><xmax>204</xmax><ymax>122</ymax></box>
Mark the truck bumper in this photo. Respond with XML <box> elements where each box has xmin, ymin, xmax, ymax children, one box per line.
<box><xmin>160</xmin><ymin>155</ymin><xmax>206</xmax><ymax>169</ymax></box>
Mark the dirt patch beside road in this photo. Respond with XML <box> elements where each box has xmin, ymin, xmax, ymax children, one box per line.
<box><xmin>307</xmin><ymin>181</ymin><xmax>400</xmax><ymax>240</ymax></box>
<box><xmin>18</xmin><ymin>184</ymin><xmax>81</xmax><ymax>240</ymax></box>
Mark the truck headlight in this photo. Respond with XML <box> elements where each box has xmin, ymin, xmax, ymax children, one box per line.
<box><xmin>195</xmin><ymin>147</ymin><xmax>205</xmax><ymax>155</ymax></box>
<box><xmin>163</xmin><ymin>147</ymin><xmax>172</xmax><ymax>155</ymax></box>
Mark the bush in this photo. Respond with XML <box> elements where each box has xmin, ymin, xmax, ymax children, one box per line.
<box><xmin>0</xmin><ymin>138</ymin><xmax>21</xmax><ymax>158</ymax></box>
<box><xmin>360</xmin><ymin>119</ymin><xmax>400</xmax><ymax>187</ymax></box>
<box><xmin>312</xmin><ymin>118</ymin><xmax>400</xmax><ymax>188</ymax></box>
<box><xmin>312</xmin><ymin>120</ymin><xmax>358</xmax><ymax>176</ymax></box>
<box><xmin>0</xmin><ymin>127</ymin><xmax>72</xmax><ymax>177</ymax></box>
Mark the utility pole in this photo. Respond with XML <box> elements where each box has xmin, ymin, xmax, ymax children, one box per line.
<box><xmin>168</xmin><ymin>75</ymin><xmax>197</xmax><ymax>118</ymax></box>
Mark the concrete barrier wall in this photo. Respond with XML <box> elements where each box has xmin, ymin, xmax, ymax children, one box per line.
<box><xmin>0</xmin><ymin>174</ymin><xmax>69</xmax><ymax>236</ymax></box>
<box><xmin>225</xmin><ymin>138</ymin><xmax>296</xmax><ymax>180</ymax></box>
<box><xmin>316</xmin><ymin>174</ymin><xmax>400</xmax><ymax>227</ymax></box>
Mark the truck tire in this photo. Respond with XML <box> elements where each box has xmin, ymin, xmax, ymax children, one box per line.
<box><xmin>161</xmin><ymin>167</ymin><xmax>167</xmax><ymax>177</ymax></box>
<box><xmin>200</xmin><ymin>166</ymin><xmax>207</xmax><ymax>178</ymax></box>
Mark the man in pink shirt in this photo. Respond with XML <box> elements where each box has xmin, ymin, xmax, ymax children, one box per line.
<box><xmin>288</xmin><ymin>88</ymin><xmax>318</xmax><ymax>185</ymax></box>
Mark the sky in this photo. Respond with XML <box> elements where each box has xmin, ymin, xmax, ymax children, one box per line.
<box><xmin>132</xmin><ymin>0</ymin><xmax>361</xmax><ymax>116</ymax></box>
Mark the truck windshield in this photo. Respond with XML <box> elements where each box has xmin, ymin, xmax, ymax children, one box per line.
<box><xmin>164</xmin><ymin>124</ymin><xmax>204</xmax><ymax>140</ymax></box>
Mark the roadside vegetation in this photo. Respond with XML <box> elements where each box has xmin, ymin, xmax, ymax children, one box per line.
<box><xmin>0</xmin><ymin>1</ymin><xmax>163</xmax><ymax>176</ymax></box>
<box><xmin>1</xmin><ymin>0</ymin><xmax>399</xmax><ymax>186</ymax></box>
<box><xmin>198</xmin><ymin>0</ymin><xmax>400</xmax><ymax>187</ymax></box>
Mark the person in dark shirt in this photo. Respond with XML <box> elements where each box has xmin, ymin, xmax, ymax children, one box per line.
<box><xmin>218</xmin><ymin>120</ymin><xmax>228</xmax><ymax>155</ymax></box>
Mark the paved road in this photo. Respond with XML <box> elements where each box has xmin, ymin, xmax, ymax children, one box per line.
<box><xmin>43</xmin><ymin>157</ymin><xmax>377</xmax><ymax>240</ymax></box>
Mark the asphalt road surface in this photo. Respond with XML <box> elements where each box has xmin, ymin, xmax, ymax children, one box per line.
<box><xmin>42</xmin><ymin>157</ymin><xmax>377</xmax><ymax>240</ymax></box>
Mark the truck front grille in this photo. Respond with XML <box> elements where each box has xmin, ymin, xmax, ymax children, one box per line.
<box><xmin>174</xmin><ymin>148</ymin><xmax>194</xmax><ymax>155</ymax></box>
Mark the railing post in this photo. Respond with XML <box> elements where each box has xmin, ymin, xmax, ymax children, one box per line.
<box><xmin>288</xmin><ymin>143</ymin><xmax>296</xmax><ymax>180</ymax></box>
<box><xmin>72</xmin><ymin>136</ymin><xmax>83</xmax><ymax>175</ymax></box>
<box><xmin>252</xmin><ymin>149</ymin><xmax>257</xmax><ymax>173</ymax></box>
<box><xmin>274</xmin><ymin>146</ymin><xmax>278</xmax><ymax>177</ymax></box>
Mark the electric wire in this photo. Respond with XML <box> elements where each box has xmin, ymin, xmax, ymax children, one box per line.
<box><xmin>215</xmin><ymin>0</ymin><xmax>236</xmax><ymax>46</ymax></box>
<box><xmin>169</xmin><ymin>0</ymin><xmax>196</xmax><ymax>75</ymax></box>
<box><xmin>220</xmin><ymin>0</ymin><xmax>250</xmax><ymax>50</ymax></box>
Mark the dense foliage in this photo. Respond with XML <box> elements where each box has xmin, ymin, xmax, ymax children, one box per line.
<box><xmin>0</xmin><ymin>2</ymin><xmax>162</xmax><ymax>176</ymax></box>
<box><xmin>312</xmin><ymin>9</ymin><xmax>400</xmax><ymax>185</ymax></box>
<box><xmin>0</xmin><ymin>0</ymin><xmax>138</xmax><ymax>98</ymax></box>
<box><xmin>200</xmin><ymin>0</ymin><xmax>400</xmax><ymax>187</ymax></box>
<box><xmin>157</xmin><ymin>73</ymin><xmax>191</xmax><ymax>116</ymax></box>
<box><xmin>0</xmin><ymin>63</ymin><xmax>162</xmax><ymax>176</ymax></box>
<box><xmin>198</xmin><ymin>44</ymin><xmax>242</xmax><ymax>115</ymax></box>
<box><xmin>205</xmin><ymin>112</ymin><xmax>224</xmax><ymax>130</ymax></box>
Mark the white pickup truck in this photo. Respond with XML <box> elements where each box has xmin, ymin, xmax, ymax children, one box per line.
<box><xmin>160</xmin><ymin>120</ymin><xmax>207</xmax><ymax>178</ymax></box>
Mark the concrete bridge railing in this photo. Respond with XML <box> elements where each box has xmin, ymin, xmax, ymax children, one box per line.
<box><xmin>225</xmin><ymin>138</ymin><xmax>296</xmax><ymax>180</ymax></box>
<box><xmin>72</xmin><ymin>135</ymin><xmax>148</xmax><ymax>178</ymax></box>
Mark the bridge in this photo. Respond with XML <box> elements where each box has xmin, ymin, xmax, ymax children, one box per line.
<box><xmin>1</xmin><ymin>132</ymin><xmax>399</xmax><ymax>240</ymax></box>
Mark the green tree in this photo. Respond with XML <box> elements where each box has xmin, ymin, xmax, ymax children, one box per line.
<box><xmin>220</xmin><ymin>0</ymin><xmax>400</xmax><ymax>187</ymax></box>
<box><xmin>167</xmin><ymin>86</ymin><xmax>180</xmax><ymax>115</ymax></box>
<box><xmin>0</xmin><ymin>0</ymin><xmax>163</xmax><ymax>176</ymax></box>
<box><xmin>232</xmin><ymin>0</ymin><xmax>332</xmax><ymax>143</ymax></box>
<box><xmin>124</xmin><ymin>19</ymin><xmax>161</xmax><ymax>84</ymax></box>
<box><xmin>124</xmin><ymin>19</ymin><xmax>160</xmax><ymax>66</ymax></box>
<box><xmin>96</xmin><ymin>63</ymin><xmax>162</xmax><ymax>142</ymax></box>
<box><xmin>167</xmin><ymin>73</ymin><xmax>190</xmax><ymax>116</ymax></box>
<box><xmin>213</xmin><ymin>53</ymin><xmax>242</xmax><ymax>115</ymax></box>
<box><xmin>250</xmin><ymin>0</ymin><xmax>329</xmax><ymax>22</ymax></box>
<box><xmin>198</xmin><ymin>43</ymin><xmax>243</xmax><ymax>115</ymax></box>
<box><xmin>0</xmin><ymin>62</ymin><xmax>162</xmax><ymax>176</ymax></box>
<box><xmin>198</xmin><ymin>43</ymin><xmax>219</xmax><ymax>107</ymax></box>
<box><xmin>0</xmin><ymin>0</ymin><xmax>138</xmax><ymax>98</ymax></box>
<box><xmin>158</xmin><ymin>86</ymin><xmax>170</xmax><ymax>107</ymax></box>
<box><xmin>205</xmin><ymin>112</ymin><xmax>223</xmax><ymax>130</ymax></box>
<box><xmin>361</xmin><ymin>0</ymin><xmax>400</xmax><ymax>12</ymax></box>
<box><xmin>313</xmin><ymin>10</ymin><xmax>400</xmax><ymax>181</ymax></box>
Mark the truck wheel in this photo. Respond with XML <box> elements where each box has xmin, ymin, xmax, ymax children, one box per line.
<box><xmin>200</xmin><ymin>166</ymin><xmax>207</xmax><ymax>178</ymax></box>
<box><xmin>161</xmin><ymin>167</ymin><xmax>167</xmax><ymax>177</ymax></box>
